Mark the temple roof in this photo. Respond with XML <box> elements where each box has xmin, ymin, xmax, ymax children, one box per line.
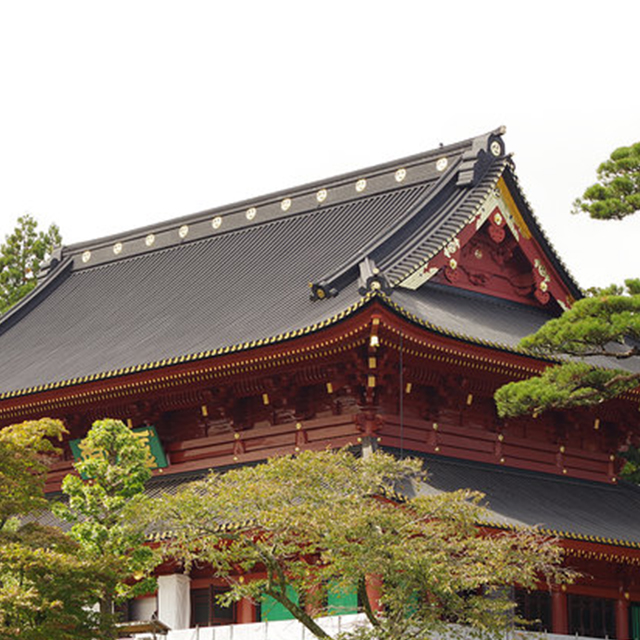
<box><xmin>0</xmin><ymin>128</ymin><xmax>587</xmax><ymax>398</ymax></box>
<box><xmin>412</xmin><ymin>452</ymin><xmax>640</xmax><ymax>549</ymax></box>
<box><xmin>38</xmin><ymin>454</ymin><xmax>640</xmax><ymax>550</ymax></box>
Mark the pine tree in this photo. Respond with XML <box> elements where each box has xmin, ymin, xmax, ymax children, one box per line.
<box><xmin>573</xmin><ymin>142</ymin><xmax>640</xmax><ymax>220</ymax></box>
<box><xmin>495</xmin><ymin>141</ymin><xmax>640</xmax><ymax>418</ymax></box>
<box><xmin>0</xmin><ymin>215</ymin><xmax>61</xmax><ymax>313</ymax></box>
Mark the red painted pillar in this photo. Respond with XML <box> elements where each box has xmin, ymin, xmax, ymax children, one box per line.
<box><xmin>237</xmin><ymin>597</ymin><xmax>257</xmax><ymax>624</ymax></box>
<box><xmin>617</xmin><ymin>597</ymin><xmax>630</xmax><ymax>640</ymax></box>
<box><xmin>366</xmin><ymin>574</ymin><xmax>383</xmax><ymax>614</ymax></box>
<box><xmin>552</xmin><ymin>589</ymin><xmax>568</xmax><ymax>635</ymax></box>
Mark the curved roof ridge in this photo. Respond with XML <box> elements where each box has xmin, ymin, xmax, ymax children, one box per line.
<box><xmin>0</xmin><ymin>257</ymin><xmax>74</xmax><ymax>338</ymax></box>
<box><xmin>57</xmin><ymin>129</ymin><xmax>505</xmax><ymax>262</ymax></box>
<box><xmin>309</xmin><ymin>129</ymin><xmax>510</xmax><ymax>300</ymax></box>
<box><xmin>309</xmin><ymin>156</ymin><xmax>465</xmax><ymax>300</ymax></box>
<box><xmin>382</xmin><ymin>158</ymin><xmax>508</xmax><ymax>285</ymax></box>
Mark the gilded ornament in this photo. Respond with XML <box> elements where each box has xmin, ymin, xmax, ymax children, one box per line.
<box><xmin>246</xmin><ymin>207</ymin><xmax>257</xmax><ymax>221</ymax></box>
<box><xmin>316</xmin><ymin>188</ymin><xmax>327</xmax><ymax>203</ymax></box>
<box><xmin>212</xmin><ymin>216</ymin><xmax>222</xmax><ymax>229</ymax></box>
<box><xmin>113</xmin><ymin>242</ymin><xmax>123</xmax><ymax>255</ymax></box>
<box><xmin>355</xmin><ymin>178</ymin><xmax>367</xmax><ymax>192</ymax></box>
<box><xmin>145</xmin><ymin>233</ymin><xmax>155</xmax><ymax>247</ymax></box>
<box><xmin>394</xmin><ymin>168</ymin><xmax>407</xmax><ymax>182</ymax></box>
<box><xmin>178</xmin><ymin>225</ymin><xmax>189</xmax><ymax>239</ymax></box>
<box><xmin>81</xmin><ymin>250</ymin><xmax>91</xmax><ymax>263</ymax></box>
<box><xmin>436</xmin><ymin>157</ymin><xmax>448</xmax><ymax>172</ymax></box>
<box><xmin>281</xmin><ymin>198</ymin><xmax>292</xmax><ymax>212</ymax></box>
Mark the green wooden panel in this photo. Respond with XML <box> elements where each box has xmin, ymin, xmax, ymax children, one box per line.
<box><xmin>261</xmin><ymin>586</ymin><xmax>299</xmax><ymax>621</ymax></box>
<box><xmin>328</xmin><ymin>584</ymin><xmax>358</xmax><ymax>615</ymax></box>
<box><xmin>631</xmin><ymin>603</ymin><xmax>640</xmax><ymax>640</ymax></box>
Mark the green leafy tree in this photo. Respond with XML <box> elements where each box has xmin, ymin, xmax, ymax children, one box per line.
<box><xmin>573</xmin><ymin>142</ymin><xmax>640</xmax><ymax>220</ymax></box>
<box><xmin>0</xmin><ymin>214</ymin><xmax>61</xmax><ymax>313</ymax></box>
<box><xmin>54</xmin><ymin>419</ymin><xmax>160</xmax><ymax>639</ymax></box>
<box><xmin>0</xmin><ymin>419</ymin><xmax>104</xmax><ymax>639</ymax></box>
<box><xmin>495</xmin><ymin>278</ymin><xmax>640</xmax><ymax>417</ymax></box>
<box><xmin>618</xmin><ymin>447</ymin><xmax>640</xmax><ymax>484</ymax></box>
<box><xmin>157</xmin><ymin>449</ymin><xmax>571</xmax><ymax>640</ymax></box>
<box><xmin>0</xmin><ymin>525</ymin><xmax>104</xmax><ymax>640</ymax></box>
<box><xmin>0</xmin><ymin>419</ymin><xmax>64</xmax><ymax>526</ymax></box>
<box><xmin>495</xmin><ymin>142</ymin><xmax>640</xmax><ymax>420</ymax></box>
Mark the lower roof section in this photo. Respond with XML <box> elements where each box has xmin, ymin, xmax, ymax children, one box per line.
<box><xmin>392</xmin><ymin>283</ymin><xmax>555</xmax><ymax>351</ymax></box>
<box><xmin>401</xmin><ymin>449</ymin><xmax>640</xmax><ymax>548</ymax></box>
<box><xmin>41</xmin><ymin>450</ymin><xmax>640</xmax><ymax>551</ymax></box>
<box><xmin>70</xmin><ymin>451</ymin><xmax>640</xmax><ymax>549</ymax></box>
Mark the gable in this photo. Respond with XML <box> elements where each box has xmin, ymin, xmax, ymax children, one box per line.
<box><xmin>398</xmin><ymin>175</ymin><xmax>579</xmax><ymax>312</ymax></box>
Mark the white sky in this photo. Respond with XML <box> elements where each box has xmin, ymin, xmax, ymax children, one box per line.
<box><xmin>0</xmin><ymin>0</ymin><xmax>638</xmax><ymax>289</ymax></box>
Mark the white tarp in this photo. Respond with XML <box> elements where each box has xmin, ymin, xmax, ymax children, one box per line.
<box><xmin>158</xmin><ymin>574</ymin><xmax>191</xmax><ymax>631</ymax></box>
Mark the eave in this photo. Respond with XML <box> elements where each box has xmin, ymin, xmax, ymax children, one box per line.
<box><xmin>0</xmin><ymin>293</ymin><xmax>582</xmax><ymax>422</ymax></box>
<box><xmin>480</xmin><ymin>521</ymin><xmax>640</xmax><ymax>556</ymax></box>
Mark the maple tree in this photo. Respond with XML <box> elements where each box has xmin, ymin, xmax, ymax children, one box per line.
<box><xmin>0</xmin><ymin>419</ymin><xmax>104</xmax><ymax>640</ymax></box>
<box><xmin>54</xmin><ymin>419</ymin><xmax>159</xmax><ymax>639</ymax></box>
<box><xmin>157</xmin><ymin>449</ymin><xmax>571</xmax><ymax>640</ymax></box>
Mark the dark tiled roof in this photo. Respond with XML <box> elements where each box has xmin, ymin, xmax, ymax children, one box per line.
<box><xmin>389</xmin><ymin>284</ymin><xmax>640</xmax><ymax>373</ymax></box>
<box><xmin>409</xmin><ymin>452</ymin><xmax>640</xmax><ymax>548</ymax></box>
<box><xmin>392</xmin><ymin>284</ymin><xmax>555</xmax><ymax>350</ymax></box>
<box><xmin>39</xmin><ymin>455</ymin><xmax>640</xmax><ymax>549</ymax></box>
<box><xmin>0</xmin><ymin>128</ymin><xmax>583</xmax><ymax>398</ymax></box>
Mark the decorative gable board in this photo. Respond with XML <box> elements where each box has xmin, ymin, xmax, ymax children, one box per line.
<box><xmin>398</xmin><ymin>175</ymin><xmax>577</xmax><ymax>311</ymax></box>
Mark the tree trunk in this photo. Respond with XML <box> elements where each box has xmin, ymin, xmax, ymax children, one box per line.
<box><xmin>99</xmin><ymin>594</ymin><xmax>116</xmax><ymax>640</ymax></box>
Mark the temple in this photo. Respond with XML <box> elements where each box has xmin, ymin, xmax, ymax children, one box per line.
<box><xmin>3</xmin><ymin>127</ymin><xmax>640</xmax><ymax>639</ymax></box>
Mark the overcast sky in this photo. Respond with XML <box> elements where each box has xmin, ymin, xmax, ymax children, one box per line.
<box><xmin>0</xmin><ymin>1</ymin><xmax>638</xmax><ymax>289</ymax></box>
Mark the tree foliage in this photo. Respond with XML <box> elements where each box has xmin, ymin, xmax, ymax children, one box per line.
<box><xmin>0</xmin><ymin>214</ymin><xmax>61</xmax><ymax>314</ymax></box>
<box><xmin>573</xmin><ymin>142</ymin><xmax>640</xmax><ymax>220</ymax></box>
<box><xmin>618</xmin><ymin>447</ymin><xmax>640</xmax><ymax>484</ymax></box>
<box><xmin>495</xmin><ymin>279</ymin><xmax>640</xmax><ymax>417</ymax></box>
<box><xmin>0</xmin><ymin>419</ymin><xmax>64</xmax><ymax>526</ymax></box>
<box><xmin>54</xmin><ymin>419</ymin><xmax>159</xmax><ymax>638</ymax></box>
<box><xmin>0</xmin><ymin>419</ymin><xmax>104</xmax><ymax>639</ymax></box>
<box><xmin>157</xmin><ymin>449</ymin><xmax>571</xmax><ymax>640</ymax></box>
<box><xmin>495</xmin><ymin>141</ymin><xmax>640</xmax><ymax>419</ymax></box>
<box><xmin>0</xmin><ymin>525</ymin><xmax>104</xmax><ymax>640</ymax></box>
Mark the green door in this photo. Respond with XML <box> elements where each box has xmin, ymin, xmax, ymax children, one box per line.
<box><xmin>631</xmin><ymin>603</ymin><xmax>640</xmax><ymax>640</ymax></box>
